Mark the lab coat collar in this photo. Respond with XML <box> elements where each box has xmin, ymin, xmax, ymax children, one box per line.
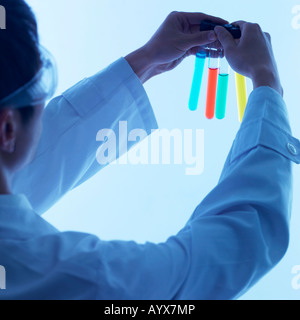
<box><xmin>0</xmin><ymin>194</ymin><xmax>58</xmax><ymax>240</ymax></box>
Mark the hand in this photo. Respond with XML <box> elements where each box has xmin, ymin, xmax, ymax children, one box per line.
<box><xmin>125</xmin><ymin>11</ymin><xmax>228</xmax><ymax>84</ymax></box>
<box><xmin>214</xmin><ymin>22</ymin><xmax>283</xmax><ymax>96</ymax></box>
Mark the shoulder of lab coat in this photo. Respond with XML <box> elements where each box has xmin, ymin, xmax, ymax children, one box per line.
<box><xmin>12</xmin><ymin>57</ymin><xmax>158</xmax><ymax>215</ymax></box>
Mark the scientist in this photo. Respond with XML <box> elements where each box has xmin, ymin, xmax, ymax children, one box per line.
<box><xmin>0</xmin><ymin>0</ymin><xmax>299</xmax><ymax>300</ymax></box>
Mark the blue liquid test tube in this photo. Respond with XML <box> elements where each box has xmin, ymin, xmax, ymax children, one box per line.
<box><xmin>215</xmin><ymin>56</ymin><xmax>230</xmax><ymax>120</ymax></box>
<box><xmin>188</xmin><ymin>50</ymin><xmax>206</xmax><ymax>111</ymax></box>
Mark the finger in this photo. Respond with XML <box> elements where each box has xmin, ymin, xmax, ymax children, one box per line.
<box><xmin>190</xmin><ymin>25</ymin><xmax>204</xmax><ymax>34</ymax></box>
<box><xmin>233</xmin><ymin>21</ymin><xmax>265</xmax><ymax>38</ymax></box>
<box><xmin>264</xmin><ymin>32</ymin><xmax>271</xmax><ymax>43</ymax></box>
<box><xmin>183</xmin><ymin>30</ymin><xmax>218</xmax><ymax>50</ymax></box>
<box><xmin>177</xmin><ymin>12</ymin><xmax>229</xmax><ymax>26</ymax></box>
<box><xmin>214</xmin><ymin>26</ymin><xmax>237</xmax><ymax>51</ymax></box>
<box><xmin>235</xmin><ymin>22</ymin><xmax>265</xmax><ymax>43</ymax></box>
<box><xmin>231</xmin><ymin>20</ymin><xmax>248</xmax><ymax>30</ymax></box>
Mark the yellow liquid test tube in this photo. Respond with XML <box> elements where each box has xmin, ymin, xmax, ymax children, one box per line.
<box><xmin>235</xmin><ymin>73</ymin><xmax>248</xmax><ymax>122</ymax></box>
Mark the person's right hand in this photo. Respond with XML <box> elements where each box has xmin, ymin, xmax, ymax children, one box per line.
<box><xmin>214</xmin><ymin>21</ymin><xmax>283</xmax><ymax>96</ymax></box>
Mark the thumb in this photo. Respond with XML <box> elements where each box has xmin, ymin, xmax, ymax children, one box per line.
<box><xmin>214</xmin><ymin>26</ymin><xmax>236</xmax><ymax>51</ymax></box>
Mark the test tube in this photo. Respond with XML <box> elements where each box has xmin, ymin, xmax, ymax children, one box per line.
<box><xmin>235</xmin><ymin>73</ymin><xmax>248</xmax><ymax>123</ymax></box>
<box><xmin>188</xmin><ymin>50</ymin><xmax>206</xmax><ymax>111</ymax></box>
<box><xmin>205</xmin><ymin>50</ymin><xmax>220</xmax><ymax>119</ymax></box>
<box><xmin>215</xmin><ymin>56</ymin><xmax>230</xmax><ymax>120</ymax></box>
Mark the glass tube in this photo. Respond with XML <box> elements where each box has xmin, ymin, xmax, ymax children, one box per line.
<box><xmin>235</xmin><ymin>73</ymin><xmax>248</xmax><ymax>123</ymax></box>
<box><xmin>205</xmin><ymin>50</ymin><xmax>220</xmax><ymax>119</ymax></box>
<box><xmin>188</xmin><ymin>50</ymin><xmax>206</xmax><ymax>111</ymax></box>
<box><xmin>215</xmin><ymin>56</ymin><xmax>230</xmax><ymax>120</ymax></box>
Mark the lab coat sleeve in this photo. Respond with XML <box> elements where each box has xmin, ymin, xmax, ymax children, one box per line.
<box><xmin>12</xmin><ymin>58</ymin><xmax>158</xmax><ymax>215</ymax></box>
<box><xmin>52</xmin><ymin>86</ymin><xmax>298</xmax><ymax>300</ymax></box>
<box><xmin>173</xmin><ymin>87</ymin><xmax>300</xmax><ymax>299</ymax></box>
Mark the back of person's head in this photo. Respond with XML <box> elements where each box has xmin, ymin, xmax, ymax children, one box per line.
<box><xmin>0</xmin><ymin>0</ymin><xmax>41</xmax><ymax>123</ymax></box>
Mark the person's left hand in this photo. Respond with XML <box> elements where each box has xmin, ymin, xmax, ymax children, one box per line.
<box><xmin>125</xmin><ymin>12</ymin><xmax>228</xmax><ymax>83</ymax></box>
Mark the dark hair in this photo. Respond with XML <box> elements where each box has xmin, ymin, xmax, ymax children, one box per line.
<box><xmin>0</xmin><ymin>0</ymin><xmax>41</xmax><ymax>124</ymax></box>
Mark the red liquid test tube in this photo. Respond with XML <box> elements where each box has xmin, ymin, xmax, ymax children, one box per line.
<box><xmin>205</xmin><ymin>51</ymin><xmax>220</xmax><ymax>119</ymax></box>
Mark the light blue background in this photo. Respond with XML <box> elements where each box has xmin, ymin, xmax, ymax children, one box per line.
<box><xmin>27</xmin><ymin>0</ymin><xmax>300</xmax><ymax>300</ymax></box>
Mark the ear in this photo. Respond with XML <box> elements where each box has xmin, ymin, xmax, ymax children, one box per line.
<box><xmin>0</xmin><ymin>109</ymin><xmax>18</xmax><ymax>154</ymax></box>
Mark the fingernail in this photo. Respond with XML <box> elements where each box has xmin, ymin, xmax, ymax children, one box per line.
<box><xmin>208</xmin><ymin>31</ymin><xmax>217</xmax><ymax>41</ymax></box>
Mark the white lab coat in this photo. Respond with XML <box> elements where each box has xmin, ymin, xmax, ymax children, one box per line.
<box><xmin>0</xmin><ymin>57</ymin><xmax>298</xmax><ymax>300</ymax></box>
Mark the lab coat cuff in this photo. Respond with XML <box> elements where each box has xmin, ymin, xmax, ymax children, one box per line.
<box><xmin>243</xmin><ymin>86</ymin><xmax>291</xmax><ymax>134</ymax></box>
<box><xmin>231</xmin><ymin>87</ymin><xmax>300</xmax><ymax>164</ymax></box>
